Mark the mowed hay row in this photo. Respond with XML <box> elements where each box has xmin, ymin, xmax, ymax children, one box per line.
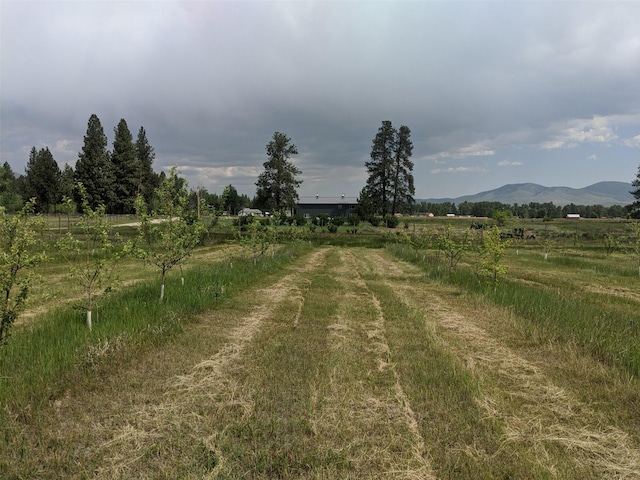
<box><xmin>4</xmin><ymin>246</ymin><xmax>640</xmax><ymax>479</ymax></box>
<box><xmin>371</xmin><ymin>246</ymin><xmax>640</xmax><ymax>479</ymax></box>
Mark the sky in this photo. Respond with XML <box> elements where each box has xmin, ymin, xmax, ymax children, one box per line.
<box><xmin>2</xmin><ymin>1</ymin><xmax>640</xmax><ymax>200</ymax></box>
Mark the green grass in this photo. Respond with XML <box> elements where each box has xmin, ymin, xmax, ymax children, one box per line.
<box><xmin>387</xmin><ymin>242</ymin><xmax>640</xmax><ymax>377</ymax></box>
<box><xmin>0</xmin><ymin>242</ymin><xmax>311</xmax><ymax>413</ymax></box>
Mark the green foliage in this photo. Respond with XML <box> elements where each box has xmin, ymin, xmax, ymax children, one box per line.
<box><xmin>74</xmin><ymin>114</ymin><xmax>115</xmax><ymax>212</ymax></box>
<box><xmin>0</xmin><ymin>199</ymin><xmax>44</xmax><ymax>345</ymax></box>
<box><xmin>240</xmin><ymin>216</ymin><xmax>277</xmax><ymax>262</ymax></box>
<box><xmin>135</xmin><ymin>126</ymin><xmax>159</xmax><ymax>207</ymax></box>
<box><xmin>330</xmin><ymin>215</ymin><xmax>345</xmax><ymax>226</ymax></box>
<box><xmin>128</xmin><ymin>166</ymin><xmax>206</xmax><ymax>301</ymax></box>
<box><xmin>603</xmin><ymin>233</ymin><xmax>620</xmax><ymax>256</ymax></box>
<box><xmin>24</xmin><ymin>147</ymin><xmax>61</xmax><ymax>213</ymax></box>
<box><xmin>347</xmin><ymin>213</ymin><xmax>360</xmax><ymax>226</ymax></box>
<box><xmin>222</xmin><ymin>184</ymin><xmax>242</xmax><ymax>215</ymax></box>
<box><xmin>327</xmin><ymin>223</ymin><xmax>338</xmax><ymax>233</ymax></box>
<box><xmin>111</xmin><ymin>119</ymin><xmax>139</xmax><ymax>215</ymax></box>
<box><xmin>363</xmin><ymin>121</ymin><xmax>414</xmax><ymax>216</ymax></box>
<box><xmin>255</xmin><ymin>132</ymin><xmax>302</xmax><ymax>214</ymax></box>
<box><xmin>56</xmin><ymin>185</ymin><xmax>121</xmax><ymax>326</ymax></box>
<box><xmin>383</xmin><ymin>214</ymin><xmax>399</xmax><ymax>228</ymax></box>
<box><xmin>629</xmin><ymin>221</ymin><xmax>640</xmax><ymax>276</ymax></box>
<box><xmin>0</xmin><ymin>162</ymin><xmax>23</xmax><ymax>212</ymax></box>
<box><xmin>436</xmin><ymin>224</ymin><xmax>470</xmax><ymax>273</ymax></box>
<box><xmin>491</xmin><ymin>209</ymin><xmax>511</xmax><ymax>226</ymax></box>
<box><xmin>478</xmin><ymin>226</ymin><xmax>509</xmax><ymax>291</ymax></box>
<box><xmin>630</xmin><ymin>164</ymin><xmax>640</xmax><ymax>218</ymax></box>
<box><xmin>313</xmin><ymin>213</ymin><xmax>329</xmax><ymax>227</ymax></box>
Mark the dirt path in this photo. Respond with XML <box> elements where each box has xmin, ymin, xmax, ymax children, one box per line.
<box><xmin>13</xmin><ymin>246</ymin><xmax>640</xmax><ymax>479</ymax></box>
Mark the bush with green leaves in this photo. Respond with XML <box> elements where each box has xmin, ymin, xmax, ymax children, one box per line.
<box><xmin>436</xmin><ymin>224</ymin><xmax>470</xmax><ymax>273</ymax></box>
<box><xmin>368</xmin><ymin>216</ymin><xmax>381</xmax><ymax>227</ymax></box>
<box><xmin>327</xmin><ymin>223</ymin><xmax>338</xmax><ymax>233</ymax></box>
<box><xmin>330</xmin><ymin>216</ymin><xmax>346</xmax><ymax>226</ymax></box>
<box><xmin>56</xmin><ymin>185</ymin><xmax>122</xmax><ymax>330</ymax></box>
<box><xmin>313</xmin><ymin>213</ymin><xmax>330</xmax><ymax>227</ymax></box>
<box><xmin>347</xmin><ymin>213</ymin><xmax>360</xmax><ymax>227</ymax></box>
<box><xmin>128</xmin><ymin>166</ymin><xmax>206</xmax><ymax>302</ymax></box>
<box><xmin>384</xmin><ymin>214</ymin><xmax>399</xmax><ymax>228</ymax></box>
<box><xmin>478</xmin><ymin>225</ymin><xmax>510</xmax><ymax>291</ymax></box>
<box><xmin>0</xmin><ymin>199</ymin><xmax>44</xmax><ymax>345</ymax></box>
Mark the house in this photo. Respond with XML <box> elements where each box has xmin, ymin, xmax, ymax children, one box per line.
<box><xmin>238</xmin><ymin>208</ymin><xmax>264</xmax><ymax>217</ymax></box>
<box><xmin>295</xmin><ymin>194</ymin><xmax>358</xmax><ymax>219</ymax></box>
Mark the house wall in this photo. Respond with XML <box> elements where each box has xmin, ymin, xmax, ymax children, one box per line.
<box><xmin>295</xmin><ymin>203</ymin><xmax>357</xmax><ymax>218</ymax></box>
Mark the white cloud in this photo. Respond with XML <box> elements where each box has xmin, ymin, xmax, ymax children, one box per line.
<box><xmin>624</xmin><ymin>134</ymin><xmax>640</xmax><ymax>148</ymax></box>
<box><xmin>541</xmin><ymin>116</ymin><xmax>618</xmax><ymax>150</ymax></box>
<box><xmin>497</xmin><ymin>160</ymin><xmax>523</xmax><ymax>167</ymax></box>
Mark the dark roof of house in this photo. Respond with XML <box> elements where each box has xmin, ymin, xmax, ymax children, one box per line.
<box><xmin>297</xmin><ymin>195</ymin><xmax>358</xmax><ymax>205</ymax></box>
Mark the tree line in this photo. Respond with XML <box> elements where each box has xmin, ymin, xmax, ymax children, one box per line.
<box><xmin>0</xmin><ymin>114</ymin><xmax>253</xmax><ymax>215</ymax></box>
<box><xmin>414</xmin><ymin>200</ymin><xmax>629</xmax><ymax>219</ymax></box>
<box><xmin>2</xmin><ymin>114</ymin><xmax>640</xmax><ymax>219</ymax></box>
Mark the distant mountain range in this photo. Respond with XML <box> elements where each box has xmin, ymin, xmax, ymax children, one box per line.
<box><xmin>419</xmin><ymin>181</ymin><xmax>634</xmax><ymax>207</ymax></box>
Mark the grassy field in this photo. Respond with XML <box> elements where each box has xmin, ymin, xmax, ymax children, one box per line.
<box><xmin>1</xmin><ymin>217</ymin><xmax>640</xmax><ymax>478</ymax></box>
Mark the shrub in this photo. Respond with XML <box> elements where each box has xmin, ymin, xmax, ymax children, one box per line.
<box><xmin>347</xmin><ymin>213</ymin><xmax>360</xmax><ymax>226</ymax></box>
<box><xmin>331</xmin><ymin>216</ymin><xmax>345</xmax><ymax>226</ymax></box>
<box><xmin>384</xmin><ymin>214</ymin><xmax>399</xmax><ymax>228</ymax></box>
<box><xmin>368</xmin><ymin>216</ymin><xmax>381</xmax><ymax>227</ymax></box>
<box><xmin>327</xmin><ymin>223</ymin><xmax>338</xmax><ymax>233</ymax></box>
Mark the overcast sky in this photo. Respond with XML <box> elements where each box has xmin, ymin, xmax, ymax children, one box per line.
<box><xmin>2</xmin><ymin>1</ymin><xmax>640</xmax><ymax>200</ymax></box>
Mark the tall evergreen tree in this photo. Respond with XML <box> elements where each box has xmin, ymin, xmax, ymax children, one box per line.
<box><xmin>631</xmin><ymin>164</ymin><xmax>640</xmax><ymax>218</ymax></box>
<box><xmin>24</xmin><ymin>146</ymin><xmax>61</xmax><ymax>213</ymax></box>
<box><xmin>111</xmin><ymin>119</ymin><xmax>139</xmax><ymax>214</ymax></box>
<box><xmin>363</xmin><ymin>121</ymin><xmax>415</xmax><ymax>216</ymax></box>
<box><xmin>135</xmin><ymin>126</ymin><xmax>159</xmax><ymax>206</ymax></box>
<box><xmin>391</xmin><ymin>125</ymin><xmax>415</xmax><ymax>214</ymax></box>
<box><xmin>74</xmin><ymin>114</ymin><xmax>115</xmax><ymax>212</ymax></box>
<box><xmin>222</xmin><ymin>184</ymin><xmax>242</xmax><ymax>215</ymax></box>
<box><xmin>255</xmin><ymin>132</ymin><xmax>302</xmax><ymax>214</ymax></box>
<box><xmin>364</xmin><ymin>120</ymin><xmax>396</xmax><ymax>216</ymax></box>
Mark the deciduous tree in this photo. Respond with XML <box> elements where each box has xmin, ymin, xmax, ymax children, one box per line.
<box><xmin>255</xmin><ymin>132</ymin><xmax>302</xmax><ymax>214</ymax></box>
<box><xmin>0</xmin><ymin>162</ymin><xmax>23</xmax><ymax>212</ymax></box>
<box><xmin>24</xmin><ymin>147</ymin><xmax>61</xmax><ymax>213</ymax></box>
<box><xmin>130</xmin><ymin>166</ymin><xmax>206</xmax><ymax>302</ymax></box>
<box><xmin>0</xmin><ymin>199</ymin><xmax>44</xmax><ymax>345</ymax></box>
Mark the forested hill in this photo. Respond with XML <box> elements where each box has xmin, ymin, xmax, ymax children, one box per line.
<box><xmin>419</xmin><ymin>181</ymin><xmax>633</xmax><ymax>207</ymax></box>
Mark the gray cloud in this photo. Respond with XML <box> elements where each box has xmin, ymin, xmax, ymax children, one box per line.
<box><xmin>2</xmin><ymin>1</ymin><xmax>640</xmax><ymax>198</ymax></box>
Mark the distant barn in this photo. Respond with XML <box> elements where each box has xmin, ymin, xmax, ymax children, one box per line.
<box><xmin>295</xmin><ymin>194</ymin><xmax>358</xmax><ymax>219</ymax></box>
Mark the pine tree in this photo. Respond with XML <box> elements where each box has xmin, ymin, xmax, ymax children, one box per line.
<box><xmin>391</xmin><ymin>125</ymin><xmax>415</xmax><ymax>215</ymax></box>
<box><xmin>25</xmin><ymin>146</ymin><xmax>61</xmax><ymax>213</ymax></box>
<box><xmin>364</xmin><ymin>121</ymin><xmax>415</xmax><ymax>216</ymax></box>
<box><xmin>255</xmin><ymin>132</ymin><xmax>302</xmax><ymax>214</ymax></box>
<box><xmin>74</xmin><ymin>114</ymin><xmax>115</xmax><ymax>212</ymax></box>
<box><xmin>631</xmin><ymin>164</ymin><xmax>640</xmax><ymax>218</ymax></box>
<box><xmin>136</xmin><ymin>126</ymin><xmax>159</xmax><ymax>206</ymax></box>
<box><xmin>111</xmin><ymin>119</ymin><xmax>139</xmax><ymax>214</ymax></box>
